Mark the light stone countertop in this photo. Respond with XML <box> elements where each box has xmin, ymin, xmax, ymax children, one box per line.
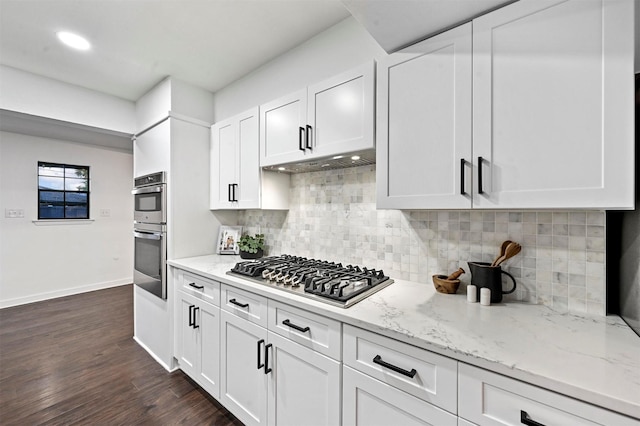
<box><xmin>168</xmin><ymin>254</ymin><xmax>640</xmax><ymax>420</ymax></box>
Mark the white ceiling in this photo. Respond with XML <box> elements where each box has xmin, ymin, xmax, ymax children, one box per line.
<box><xmin>0</xmin><ymin>0</ymin><xmax>351</xmax><ymax>101</ymax></box>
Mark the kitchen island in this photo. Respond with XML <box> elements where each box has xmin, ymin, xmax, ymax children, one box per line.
<box><xmin>168</xmin><ymin>254</ymin><xmax>640</xmax><ymax>422</ymax></box>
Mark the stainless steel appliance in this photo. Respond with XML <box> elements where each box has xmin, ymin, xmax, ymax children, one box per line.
<box><xmin>228</xmin><ymin>255</ymin><xmax>393</xmax><ymax>308</ymax></box>
<box><xmin>133</xmin><ymin>171</ymin><xmax>168</xmax><ymax>299</ymax></box>
<box><xmin>133</xmin><ymin>222</ymin><xmax>167</xmax><ymax>299</ymax></box>
<box><xmin>132</xmin><ymin>171</ymin><xmax>166</xmax><ymax>224</ymax></box>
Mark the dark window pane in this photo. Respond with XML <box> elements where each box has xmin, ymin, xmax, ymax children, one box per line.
<box><xmin>65</xmin><ymin>205</ymin><xmax>88</xmax><ymax>218</ymax></box>
<box><xmin>65</xmin><ymin>178</ymin><xmax>88</xmax><ymax>191</ymax></box>
<box><xmin>38</xmin><ymin>176</ymin><xmax>64</xmax><ymax>190</ymax></box>
<box><xmin>40</xmin><ymin>206</ymin><xmax>64</xmax><ymax>218</ymax></box>
<box><xmin>66</xmin><ymin>192</ymin><xmax>87</xmax><ymax>205</ymax></box>
<box><xmin>39</xmin><ymin>191</ymin><xmax>64</xmax><ymax>205</ymax></box>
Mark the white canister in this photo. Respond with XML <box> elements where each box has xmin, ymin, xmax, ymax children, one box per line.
<box><xmin>480</xmin><ymin>287</ymin><xmax>491</xmax><ymax>306</ymax></box>
<box><xmin>467</xmin><ymin>285</ymin><xmax>477</xmax><ymax>303</ymax></box>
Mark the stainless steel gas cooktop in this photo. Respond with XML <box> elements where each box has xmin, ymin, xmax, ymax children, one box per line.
<box><xmin>228</xmin><ymin>255</ymin><xmax>393</xmax><ymax>308</ymax></box>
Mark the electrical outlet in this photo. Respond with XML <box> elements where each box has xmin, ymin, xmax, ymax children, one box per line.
<box><xmin>5</xmin><ymin>209</ymin><xmax>24</xmax><ymax>218</ymax></box>
<box><xmin>100</xmin><ymin>209</ymin><xmax>111</xmax><ymax>217</ymax></box>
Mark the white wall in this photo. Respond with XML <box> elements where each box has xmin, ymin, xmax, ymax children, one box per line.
<box><xmin>0</xmin><ymin>65</ymin><xmax>136</xmax><ymax>134</ymax></box>
<box><xmin>0</xmin><ymin>131</ymin><xmax>133</xmax><ymax>307</ymax></box>
<box><xmin>212</xmin><ymin>17</ymin><xmax>387</xmax><ymax>121</ymax></box>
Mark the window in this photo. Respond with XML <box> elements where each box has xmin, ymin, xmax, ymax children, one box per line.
<box><xmin>38</xmin><ymin>162</ymin><xmax>90</xmax><ymax>219</ymax></box>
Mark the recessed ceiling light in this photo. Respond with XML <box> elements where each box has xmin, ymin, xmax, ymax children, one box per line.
<box><xmin>56</xmin><ymin>31</ymin><xmax>91</xmax><ymax>51</ymax></box>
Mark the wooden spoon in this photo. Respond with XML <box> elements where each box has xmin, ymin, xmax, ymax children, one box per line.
<box><xmin>446</xmin><ymin>268</ymin><xmax>465</xmax><ymax>280</ymax></box>
<box><xmin>491</xmin><ymin>240</ymin><xmax>513</xmax><ymax>267</ymax></box>
<box><xmin>494</xmin><ymin>242</ymin><xmax>522</xmax><ymax>267</ymax></box>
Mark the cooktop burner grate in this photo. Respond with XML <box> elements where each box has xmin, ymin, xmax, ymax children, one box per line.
<box><xmin>228</xmin><ymin>255</ymin><xmax>393</xmax><ymax>308</ymax></box>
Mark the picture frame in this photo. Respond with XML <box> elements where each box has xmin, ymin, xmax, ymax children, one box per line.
<box><xmin>217</xmin><ymin>226</ymin><xmax>242</xmax><ymax>255</ymax></box>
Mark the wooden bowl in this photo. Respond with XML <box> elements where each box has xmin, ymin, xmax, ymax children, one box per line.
<box><xmin>432</xmin><ymin>275</ymin><xmax>460</xmax><ymax>294</ymax></box>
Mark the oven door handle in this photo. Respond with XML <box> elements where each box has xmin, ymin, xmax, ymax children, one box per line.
<box><xmin>131</xmin><ymin>185</ymin><xmax>164</xmax><ymax>195</ymax></box>
<box><xmin>133</xmin><ymin>231</ymin><xmax>162</xmax><ymax>240</ymax></box>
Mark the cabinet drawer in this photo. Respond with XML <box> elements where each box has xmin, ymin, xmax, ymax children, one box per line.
<box><xmin>458</xmin><ymin>363</ymin><xmax>639</xmax><ymax>426</ymax></box>
<box><xmin>343</xmin><ymin>365</ymin><xmax>457</xmax><ymax>426</ymax></box>
<box><xmin>343</xmin><ymin>325</ymin><xmax>457</xmax><ymax>414</ymax></box>
<box><xmin>221</xmin><ymin>284</ymin><xmax>268</xmax><ymax>327</ymax></box>
<box><xmin>267</xmin><ymin>300</ymin><xmax>341</xmax><ymax>360</ymax></box>
<box><xmin>182</xmin><ymin>271</ymin><xmax>220</xmax><ymax>306</ymax></box>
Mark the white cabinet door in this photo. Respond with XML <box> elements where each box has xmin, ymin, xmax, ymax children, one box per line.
<box><xmin>175</xmin><ymin>291</ymin><xmax>220</xmax><ymax>399</ymax></box>
<box><xmin>343</xmin><ymin>366</ymin><xmax>457</xmax><ymax>426</ymax></box>
<box><xmin>267</xmin><ymin>331</ymin><xmax>341</xmax><ymax>426</ymax></box>
<box><xmin>220</xmin><ymin>310</ymin><xmax>269</xmax><ymax>426</ymax></box>
<box><xmin>210</xmin><ymin>107</ymin><xmax>261</xmax><ymax>210</ymax></box>
<box><xmin>307</xmin><ymin>61</ymin><xmax>375</xmax><ymax>158</ymax></box>
<box><xmin>237</xmin><ymin>108</ymin><xmax>261</xmax><ymax>209</ymax></box>
<box><xmin>176</xmin><ymin>293</ymin><xmax>199</xmax><ymax>377</ymax></box>
<box><xmin>210</xmin><ymin>118</ymin><xmax>237</xmax><ymax>209</ymax></box>
<box><xmin>472</xmin><ymin>0</ymin><xmax>634</xmax><ymax>209</ymax></box>
<box><xmin>198</xmin><ymin>301</ymin><xmax>220</xmax><ymax>399</ymax></box>
<box><xmin>260</xmin><ymin>89</ymin><xmax>308</xmax><ymax>167</ymax></box>
<box><xmin>377</xmin><ymin>23</ymin><xmax>472</xmax><ymax>209</ymax></box>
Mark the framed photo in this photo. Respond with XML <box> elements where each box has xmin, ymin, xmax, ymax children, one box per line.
<box><xmin>217</xmin><ymin>226</ymin><xmax>242</xmax><ymax>255</ymax></box>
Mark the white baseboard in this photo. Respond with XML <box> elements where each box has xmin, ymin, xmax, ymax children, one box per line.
<box><xmin>133</xmin><ymin>336</ymin><xmax>177</xmax><ymax>373</ymax></box>
<box><xmin>0</xmin><ymin>278</ymin><xmax>132</xmax><ymax>309</ymax></box>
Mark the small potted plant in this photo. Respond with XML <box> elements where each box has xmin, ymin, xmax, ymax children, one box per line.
<box><xmin>238</xmin><ymin>233</ymin><xmax>265</xmax><ymax>259</ymax></box>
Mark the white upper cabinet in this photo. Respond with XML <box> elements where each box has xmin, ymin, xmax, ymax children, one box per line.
<box><xmin>377</xmin><ymin>22</ymin><xmax>472</xmax><ymax>210</ymax></box>
<box><xmin>260</xmin><ymin>61</ymin><xmax>375</xmax><ymax>167</ymax></box>
<box><xmin>211</xmin><ymin>107</ymin><xmax>289</xmax><ymax>210</ymax></box>
<box><xmin>260</xmin><ymin>89</ymin><xmax>308</xmax><ymax>166</ymax></box>
<box><xmin>472</xmin><ymin>0</ymin><xmax>634</xmax><ymax>209</ymax></box>
<box><xmin>378</xmin><ymin>0</ymin><xmax>634</xmax><ymax>210</ymax></box>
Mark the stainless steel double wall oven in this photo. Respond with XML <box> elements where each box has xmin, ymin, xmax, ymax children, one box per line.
<box><xmin>132</xmin><ymin>172</ymin><xmax>167</xmax><ymax>299</ymax></box>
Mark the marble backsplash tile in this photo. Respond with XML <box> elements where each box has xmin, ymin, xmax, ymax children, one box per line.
<box><xmin>239</xmin><ymin>165</ymin><xmax>606</xmax><ymax>316</ymax></box>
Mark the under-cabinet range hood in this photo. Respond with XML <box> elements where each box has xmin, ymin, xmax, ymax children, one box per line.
<box><xmin>341</xmin><ymin>0</ymin><xmax>516</xmax><ymax>52</ymax></box>
<box><xmin>262</xmin><ymin>149</ymin><xmax>375</xmax><ymax>174</ymax></box>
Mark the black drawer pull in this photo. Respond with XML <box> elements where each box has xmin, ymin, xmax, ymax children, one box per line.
<box><xmin>282</xmin><ymin>319</ymin><xmax>310</xmax><ymax>333</ymax></box>
<box><xmin>264</xmin><ymin>343</ymin><xmax>273</xmax><ymax>374</ymax></box>
<box><xmin>299</xmin><ymin>127</ymin><xmax>305</xmax><ymax>152</ymax></box>
<box><xmin>229</xmin><ymin>298</ymin><xmax>249</xmax><ymax>308</ymax></box>
<box><xmin>460</xmin><ymin>158</ymin><xmax>467</xmax><ymax>195</ymax></box>
<box><xmin>373</xmin><ymin>355</ymin><xmax>417</xmax><ymax>378</ymax></box>
<box><xmin>521</xmin><ymin>411</ymin><xmax>546</xmax><ymax>426</ymax></box>
<box><xmin>305</xmin><ymin>124</ymin><xmax>312</xmax><ymax>150</ymax></box>
<box><xmin>478</xmin><ymin>156</ymin><xmax>485</xmax><ymax>194</ymax></box>
<box><xmin>188</xmin><ymin>305</ymin><xmax>195</xmax><ymax>327</ymax></box>
<box><xmin>257</xmin><ymin>339</ymin><xmax>265</xmax><ymax>370</ymax></box>
<box><xmin>192</xmin><ymin>307</ymin><xmax>200</xmax><ymax>329</ymax></box>
<box><xmin>188</xmin><ymin>282</ymin><xmax>204</xmax><ymax>290</ymax></box>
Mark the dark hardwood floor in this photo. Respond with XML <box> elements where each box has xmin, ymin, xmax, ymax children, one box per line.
<box><xmin>0</xmin><ymin>285</ymin><xmax>243</xmax><ymax>425</ymax></box>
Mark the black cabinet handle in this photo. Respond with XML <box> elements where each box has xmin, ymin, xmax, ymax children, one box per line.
<box><xmin>478</xmin><ymin>156</ymin><xmax>485</xmax><ymax>194</ymax></box>
<box><xmin>282</xmin><ymin>319</ymin><xmax>310</xmax><ymax>333</ymax></box>
<box><xmin>188</xmin><ymin>305</ymin><xmax>195</xmax><ymax>327</ymax></box>
<box><xmin>257</xmin><ymin>339</ymin><xmax>265</xmax><ymax>369</ymax></box>
<box><xmin>372</xmin><ymin>355</ymin><xmax>417</xmax><ymax>378</ymax></box>
<box><xmin>460</xmin><ymin>158</ymin><xmax>467</xmax><ymax>195</ymax></box>
<box><xmin>229</xmin><ymin>298</ymin><xmax>249</xmax><ymax>308</ymax></box>
<box><xmin>193</xmin><ymin>307</ymin><xmax>200</xmax><ymax>329</ymax></box>
<box><xmin>264</xmin><ymin>343</ymin><xmax>273</xmax><ymax>374</ymax></box>
<box><xmin>232</xmin><ymin>183</ymin><xmax>238</xmax><ymax>202</ymax></box>
<box><xmin>521</xmin><ymin>410</ymin><xmax>546</xmax><ymax>426</ymax></box>
<box><xmin>189</xmin><ymin>282</ymin><xmax>204</xmax><ymax>290</ymax></box>
<box><xmin>305</xmin><ymin>125</ymin><xmax>312</xmax><ymax>150</ymax></box>
<box><xmin>299</xmin><ymin>127</ymin><xmax>305</xmax><ymax>152</ymax></box>
<box><xmin>228</xmin><ymin>183</ymin><xmax>232</xmax><ymax>202</ymax></box>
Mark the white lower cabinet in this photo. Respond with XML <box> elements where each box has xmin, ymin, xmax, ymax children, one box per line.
<box><xmin>343</xmin><ymin>366</ymin><xmax>457</xmax><ymax>426</ymax></box>
<box><xmin>220</xmin><ymin>304</ymin><xmax>342</xmax><ymax>426</ymax></box>
<box><xmin>458</xmin><ymin>363</ymin><xmax>639</xmax><ymax>426</ymax></box>
<box><xmin>175</xmin><ymin>290</ymin><xmax>220</xmax><ymax>399</ymax></box>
